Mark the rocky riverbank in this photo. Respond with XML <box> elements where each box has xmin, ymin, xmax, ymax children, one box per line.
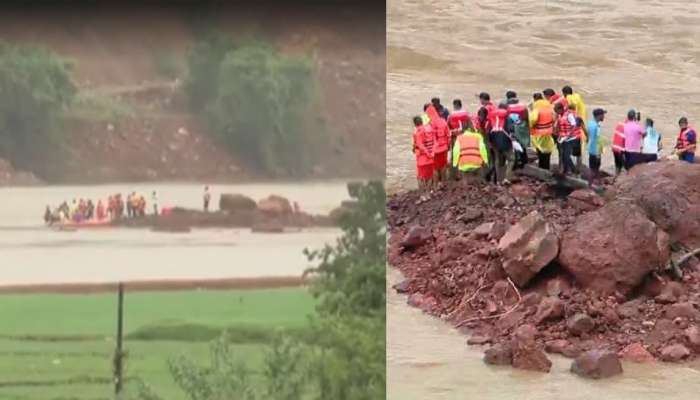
<box><xmin>113</xmin><ymin>193</ymin><xmax>353</xmax><ymax>232</ymax></box>
<box><xmin>388</xmin><ymin>161</ymin><xmax>700</xmax><ymax>377</ymax></box>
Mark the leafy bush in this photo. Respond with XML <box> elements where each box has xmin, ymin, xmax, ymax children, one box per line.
<box><xmin>0</xmin><ymin>42</ymin><xmax>75</xmax><ymax>173</ymax></box>
<box><xmin>185</xmin><ymin>35</ymin><xmax>320</xmax><ymax>176</ymax></box>
<box><xmin>153</xmin><ymin>50</ymin><xmax>183</xmax><ymax>79</ymax></box>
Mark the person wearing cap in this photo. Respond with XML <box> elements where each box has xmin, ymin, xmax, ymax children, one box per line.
<box><xmin>623</xmin><ymin>109</ymin><xmax>645</xmax><ymax>169</ymax></box>
<box><xmin>641</xmin><ymin>118</ymin><xmax>662</xmax><ymax>163</ymax></box>
<box><xmin>675</xmin><ymin>117</ymin><xmax>696</xmax><ymax>163</ymax></box>
<box><xmin>586</xmin><ymin>108</ymin><xmax>606</xmax><ymax>184</ymax></box>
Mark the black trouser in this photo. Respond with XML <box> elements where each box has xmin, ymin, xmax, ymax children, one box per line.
<box><xmin>561</xmin><ymin>140</ymin><xmax>577</xmax><ymax>175</ymax></box>
<box><xmin>625</xmin><ymin>152</ymin><xmax>644</xmax><ymax>170</ymax></box>
<box><xmin>588</xmin><ymin>153</ymin><xmax>601</xmax><ymax>185</ymax></box>
<box><xmin>613</xmin><ymin>151</ymin><xmax>625</xmax><ymax>173</ymax></box>
<box><xmin>536</xmin><ymin>149</ymin><xmax>551</xmax><ymax>170</ymax></box>
<box><xmin>641</xmin><ymin>153</ymin><xmax>658</xmax><ymax>163</ymax></box>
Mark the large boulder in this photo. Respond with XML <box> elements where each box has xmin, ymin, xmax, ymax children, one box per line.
<box><xmin>614</xmin><ymin>160</ymin><xmax>700</xmax><ymax>249</ymax></box>
<box><xmin>219</xmin><ymin>194</ymin><xmax>257</xmax><ymax>213</ymax></box>
<box><xmin>558</xmin><ymin>201</ymin><xmax>671</xmax><ymax>294</ymax></box>
<box><xmin>571</xmin><ymin>350</ymin><xmax>623</xmax><ymax>379</ymax></box>
<box><xmin>497</xmin><ymin>211</ymin><xmax>559</xmax><ymax>287</ymax></box>
<box><xmin>257</xmin><ymin>195</ymin><xmax>293</xmax><ymax>215</ymax></box>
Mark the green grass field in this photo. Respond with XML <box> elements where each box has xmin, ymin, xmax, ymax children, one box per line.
<box><xmin>0</xmin><ymin>288</ymin><xmax>316</xmax><ymax>400</ymax></box>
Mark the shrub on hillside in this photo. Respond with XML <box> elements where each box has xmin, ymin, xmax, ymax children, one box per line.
<box><xmin>0</xmin><ymin>42</ymin><xmax>75</xmax><ymax>173</ymax></box>
<box><xmin>185</xmin><ymin>36</ymin><xmax>319</xmax><ymax>177</ymax></box>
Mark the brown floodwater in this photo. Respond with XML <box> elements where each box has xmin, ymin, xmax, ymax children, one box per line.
<box><xmin>387</xmin><ymin>0</ymin><xmax>700</xmax><ymax>396</ymax></box>
<box><xmin>387</xmin><ymin>0</ymin><xmax>700</xmax><ymax>192</ymax></box>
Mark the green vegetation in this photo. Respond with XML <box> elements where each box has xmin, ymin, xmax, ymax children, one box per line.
<box><xmin>158</xmin><ymin>182</ymin><xmax>386</xmax><ymax>400</ymax></box>
<box><xmin>66</xmin><ymin>92</ymin><xmax>135</xmax><ymax>122</ymax></box>
<box><xmin>185</xmin><ymin>35</ymin><xmax>322</xmax><ymax>177</ymax></box>
<box><xmin>152</xmin><ymin>50</ymin><xmax>183</xmax><ymax>80</ymax></box>
<box><xmin>0</xmin><ymin>288</ymin><xmax>316</xmax><ymax>400</ymax></box>
<box><xmin>0</xmin><ymin>42</ymin><xmax>75</xmax><ymax>176</ymax></box>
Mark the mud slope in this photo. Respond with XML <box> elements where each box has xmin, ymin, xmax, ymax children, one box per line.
<box><xmin>0</xmin><ymin>2</ymin><xmax>385</xmax><ymax>183</ymax></box>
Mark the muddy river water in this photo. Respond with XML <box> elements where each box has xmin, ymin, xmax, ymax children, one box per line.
<box><xmin>387</xmin><ymin>0</ymin><xmax>700</xmax><ymax>192</ymax></box>
<box><xmin>387</xmin><ymin>0</ymin><xmax>700</xmax><ymax>397</ymax></box>
<box><xmin>0</xmin><ymin>182</ymin><xmax>346</xmax><ymax>285</ymax></box>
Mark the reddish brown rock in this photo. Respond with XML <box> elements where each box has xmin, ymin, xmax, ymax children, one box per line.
<box><xmin>440</xmin><ymin>237</ymin><xmax>479</xmax><ymax>263</ymax></box>
<box><xmin>665</xmin><ymin>302</ymin><xmax>700</xmax><ymax>320</ymax></box>
<box><xmin>219</xmin><ymin>193</ymin><xmax>257</xmax><ymax>213</ymax></box>
<box><xmin>571</xmin><ymin>350</ymin><xmax>623</xmax><ymax>379</ymax></box>
<box><xmin>401</xmin><ymin>226</ymin><xmax>431</xmax><ymax>250</ymax></box>
<box><xmin>457</xmin><ymin>209</ymin><xmax>484</xmax><ymax>224</ymax></box>
<box><xmin>512</xmin><ymin>347</ymin><xmax>552</xmax><ymax>373</ymax></box>
<box><xmin>546</xmin><ymin>277</ymin><xmax>571</xmax><ymax>297</ymax></box>
<box><xmin>484</xmin><ymin>344</ymin><xmax>513</xmax><ymax>366</ymax></box>
<box><xmin>656</xmin><ymin>282</ymin><xmax>687</xmax><ymax>304</ymax></box>
<box><xmin>510</xmin><ymin>184</ymin><xmax>536</xmax><ymax>202</ymax></box>
<box><xmin>534</xmin><ymin>297</ymin><xmax>565</xmax><ymax>325</ymax></box>
<box><xmin>471</xmin><ymin>222</ymin><xmax>494</xmax><ymax>239</ymax></box>
<box><xmin>512</xmin><ymin>324</ymin><xmax>537</xmax><ymax>348</ymax></box>
<box><xmin>489</xmin><ymin>222</ymin><xmax>508</xmax><ymax>241</ymax></box>
<box><xmin>407</xmin><ymin>293</ymin><xmax>437</xmax><ymax>313</ymax></box>
<box><xmin>467</xmin><ymin>335</ymin><xmax>491</xmax><ymax>346</ymax></box>
<box><xmin>617</xmin><ymin>299</ymin><xmax>642</xmax><ymax>319</ymax></box>
<box><xmin>660</xmin><ymin>344</ymin><xmax>691</xmax><ymax>362</ymax></box>
<box><xmin>567</xmin><ymin>313</ymin><xmax>595</xmax><ymax>336</ymax></box>
<box><xmin>393</xmin><ymin>279</ymin><xmax>412</xmax><ymax>294</ymax></box>
<box><xmin>257</xmin><ymin>195</ymin><xmax>293</xmax><ymax>215</ymax></box>
<box><xmin>619</xmin><ymin>343</ymin><xmax>655</xmax><ymax>363</ymax></box>
<box><xmin>558</xmin><ymin>201</ymin><xmax>671</xmax><ymax>294</ymax></box>
<box><xmin>544</xmin><ymin>339</ymin><xmax>569</xmax><ymax>355</ymax></box>
<box><xmin>615</xmin><ymin>161</ymin><xmax>700</xmax><ymax>249</ymax></box>
<box><xmin>521</xmin><ymin>292</ymin><xmax>543</xmax><ymax>309</ymax></box>
<box><xmin>684</xmin><ymin>326</ymin><xmax>700</xmax><ymax>351</ymax></box>
<box><xmin>567</xmin><ymin>189</ymin><xmax>605</xmax><ymax>212</ymax></box>
<box><xmin>497</xmin><ymin>211</ymin><xmax>559</xmax><ymax>287</ymax></box>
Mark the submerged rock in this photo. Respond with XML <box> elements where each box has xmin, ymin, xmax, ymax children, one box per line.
<box><xmin>571</xmin><ymin>350</ymin><xmax>623</xmax><ymax>379</ymax></box>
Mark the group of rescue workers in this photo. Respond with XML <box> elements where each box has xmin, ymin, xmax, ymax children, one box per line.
<box><xmin>412</xmin><ymin>86</ymin><xmax>697</xmax><ymax>200</ymax></box>
<box><xmin>44</xmin><ymin>191</ymin><xmax>158</xmax><ymax>225</ymax></box>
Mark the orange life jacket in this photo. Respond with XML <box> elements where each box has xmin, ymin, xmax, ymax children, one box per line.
<box><xmin>414</xmin><ymin>125</ymin><xmax>435</xmax><ymax>166</ymax></box>
<box><xmin>457</xmin><ymin>134</ymin><xmax>484</xmax><ymax>168</ymax></box>
<box><xmin>448</xmin><ymin>110</ymin><xmax>470</xmax><ymax>133</ymax></box>
<box><xmin>612</xmin><ymin>122</ymin><xmax>626</xmax><ymax>153</ymax></box>
<box><xmin>490</xmin><ymin>108</ymin><xmax>509</xmax><ymax>132</ymax></box>
<box><xmin>532</xmin><ymin>106</ymin><xmax>554</xmax><ymax>137</ymax></box>
<box><xmin>427</xmin><ymin>105</ymin><xmax>450</xmax><ymax>152</ymax></box>
<box><xmin>676</xmin><ymin>126</ymin><xmax>696</xmax><ymax>152</ymax></box>
<box><xmin>558</xmin><ymin>111</ymin><xmax>577</xmax><ymax>139</ymax></box>
<box><xmin>550</xmin><ymin>94</ymin><xmax>569</xmax><ymax>110</ymax></box>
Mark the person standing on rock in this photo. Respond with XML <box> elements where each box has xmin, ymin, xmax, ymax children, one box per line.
<box><xmin>586</xmin><ymin>108</ymin><xmax>606</xmax><ymax>185</ymax></box>
<box><xmin>151</xmin><ymin>190</ymin><xmax>159</xmax><ymax>216</ymax></box>
<box><xmin>431</xmin><ymin>97</ymin><xmax>450</xmax><ymax>120</ymax></box>
<box><xmin>554</xmin><ymin>102</ymin><xmax>579</xmax><ymax>176</ymax></box>
<box><xmin>488</xmin><ymin>103</ymin><xmax>514</xmax><ymax>185</ymax></box>
<box><xmin>675</xmin><ymin>117</ymin><xmax>696</xmax><ymax>163</ymax></box>
<box><xmin>505</xmin><ymin>91</ymin><xmax>530</xmax><ymax>170</ymax></box>
<box><xmin>528</xmin><ymin>93</ymin><xmax>556</xmax><ymax>170</ymax></box>
<box><xmin>412</xmin><ymin>116</ymin><xmax>435</xmax><ymax>202</ymax></box>
<box><xmin>451</xmin><ymin>124</ymin><xmax>489</xmax><ymax>184</ymax></box>
<box><xmin>426</xmin><ymin>105</ymin><xmax>450</xmax><ymax>185</ymax></box>
<box><xmin>203</xmin><ymin>186</ymin><xmax>211</xmax><ymax>212</ymax></box>
<box><xmin>623</xmin><ymin>109</ymin><xmax>646</xmax><ymax>170</ymax></box>
<box><xmin>641</xmin><ymin>118</ymin><xmax>662</xmax><ymax>163</ymax></box>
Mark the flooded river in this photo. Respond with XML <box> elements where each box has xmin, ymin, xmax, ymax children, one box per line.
<box><xmin>387</xmin><ymin>0</ymin><xmax>700</xmax><ymax>192</ymax></box>
<box><xmin>388</xmin><ymin>269</ymin><xmax>700</xmax><ymax>399</ymax></box>
<box><xmin>387</xmin><ymin>0</ymin><xmax>700</xmax><ymax>395</ymax></box>
<box><xmin>0</xmin><ymin>182</ymin><xmax>346</xmax><ymax>285</ymax></box>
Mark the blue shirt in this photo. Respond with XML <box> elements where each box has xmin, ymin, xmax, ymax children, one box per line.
<box><xmin>587</xmin><ymin>119</ymin><xmax>601</xmax><ymax>156</ymax></box>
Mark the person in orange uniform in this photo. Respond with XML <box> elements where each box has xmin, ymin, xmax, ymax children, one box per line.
<box><xmin>426</xmin><ymin>105</ymin><xmax>450</xmax><ymax>185</ymax></box>
<box><xmin>554</xmin><ymin>102</ymin><xmax>579</xmax><ymax>176</ymax></box>
<box><xmin>412</xmin><ymin>116</ymin><xmax>435</xmax><ymax>201</ymax></box>
<box><xmin>675</xmin><ymin>117</ymin><xmax>697</xmax><ymax>163</ymax></box>
<box><xmin>488</xmin><ymin>103</ymin><xmax>514</xmax><ymax>184</ymax></box>
<box><xmin>611</xmin><ymin>118</ymin><xmax>627</xmax><ymax>176</ymax></box>
<box><xmin>544</xmin><ymin>88</ymin><xmax>569</xmax><ymax>111</ymax></box>
<box><xmin>96</xmin><ymin>200</ymin><xmax>106</xmax><ymax>221</ymax></box>
<box><xmin>447</xmin><ymin>99</ymin><xmax>471</xmax><ymax>178</ymax></box>
<box><xmin>529</xmin><ymin>93</ymin><xmax>556</xmax><ymax>170</ymax></box>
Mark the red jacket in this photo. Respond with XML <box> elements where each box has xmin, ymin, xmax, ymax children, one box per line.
<box><xmin>427</xmin><ymin>105</ymin><xmax>450</xmax><ymax>153</ymax></box>
<box><xmin>413</xmin><ymin>125</ymin><xmax>435</xmax><ymax>166</ymax></box>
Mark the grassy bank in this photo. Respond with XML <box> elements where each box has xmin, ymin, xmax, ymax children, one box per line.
<box><xmin>0</xmin><ymin>287</ymin><xmax>316</xmax><ymax>400</ymax></box>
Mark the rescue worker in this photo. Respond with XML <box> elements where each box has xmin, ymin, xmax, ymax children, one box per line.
<box><xmin>554</xmin><ymin>102</ymin><xmax>578</xmax><ymax>176</ymax></box>
<box><xmin>447</xmin><ymin>99</ymin><xmax>471</xmax><ymax>180</ymax></box>
<box><xmin>528</xmin><ymin>93</ymin><xmax>556</xmax><ymax>170</ymax></box>
<box><xmin>505</xmin><ymin>91</ymin><xmax>530</xmax><ymax>169</ymax></box>
<box><xmin>426</xmin><ymin>105</ymin><xmax>450</xmax><ymax>184</ymax></box>
<box><xmin>641</xmin><ymin>118</ymin><xmax>662</xmax><ymax>163</ymax></box>
<box><xmin>479</xmin><ymin>92</ymin><xmax>496</xmax><ymax>120</ymax></box>
<box><xmin>152</xmin><ymin>190</ymin><xmax>159</xmax><ymax>216</ymax></box>
<box><xmin>96</xmin><ymin>199</ymin><xmax>106</xmax><ymax>220</ymax></box>
<box><xmin>412</xmin><ymin>116</ymin><xmax>435</xmax><ymax>201</ymax></box>
<box><xmin>488</xmin><ymin>103</ymin><xmax>514</xmax><ymax>184</ymax></box>
<box><xmin>431</xmin><ymin>97</ymin><xmax>450</xmax><ymax>120</ymax></box>
<box><xmin>675</xmin><ymin>117</ymin><xmax>697</xmax><ymax>163</ymax></box>
<box><xmin>623</xmin><ymin>109</ymin><xmax>645</xmax><ymax>170</ymax></box>
<box><xmin>543</xmin><ymin>88</ymin><xmax>568</xmax><ymax>110</ymax></box>
<box><xmin>567</xmin><ymin>104</ymin><xmax>585</xmax><ymax>171</ymax></box>
<box><xmin>562</xmin><ymin>86</ymin><xmax>587</xmax><ymax>120</ymax></box>
<box><xmin>203</xmin><ymin>186</ymin><xmax>212</xmax><ymax>212</ymax></box>
<box><xmin>451</xmin><ymin>125</ymin><xmax>489</xmax><ymax>184</ymax></box>
<box><xmin>586</xmin><ymin>108</ymin><xmax>607</xmax><ymax>185</ymax></box>
<box><xmin>611</xmin><ymin>115</ymin><xmax>627</xmax><ymax>176</ymax></box>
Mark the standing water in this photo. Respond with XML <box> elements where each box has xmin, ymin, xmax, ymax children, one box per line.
<box><xmin>387</xmin><ymin>0</ymin><xmax>700</xmax><ymax>396</ymax></box>
<box><xmin>0</xmin><ymin>182</ymin><xmax>347</xmax><ymax>285</ymax></box>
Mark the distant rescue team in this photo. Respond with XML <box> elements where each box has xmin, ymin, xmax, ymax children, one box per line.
<box><xmin>410</xmin><ymin>86</ymin><xmax>696</xmax><ymax>201</ymax></box>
